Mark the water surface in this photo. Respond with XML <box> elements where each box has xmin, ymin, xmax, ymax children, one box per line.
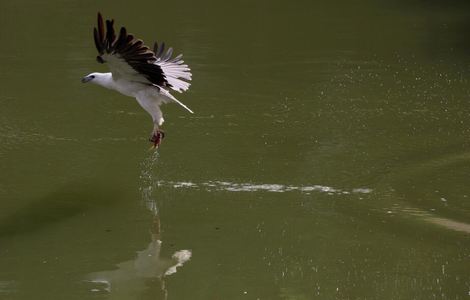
<box><xmin>1</xmin><ymin>0</ymin><xmax>470</xmax><ymax>299</ymax></box>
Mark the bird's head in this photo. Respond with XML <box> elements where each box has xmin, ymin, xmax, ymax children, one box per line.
<box><xmin>81</xmin><ymin>72</ymin><xmax>99</xmax><ymax>83</ymax></box>
<box><xmin>81</xmin><ymin>72</ymin><xmax>112</xmax><ymax>89</ymax></box>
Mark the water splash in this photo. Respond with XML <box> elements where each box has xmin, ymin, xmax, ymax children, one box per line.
<box><xmin>139</xmin><ymin>150</ymin><xmax>160</xmax><ymax>215</ymax></box>
<box><xmin>156</xmin><ymin>180</ymin><xmax>372</xmax><ymax>195</ymax></box>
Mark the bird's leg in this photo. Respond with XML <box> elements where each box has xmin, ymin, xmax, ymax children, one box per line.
<box><xmin>149</xmin><ymin>123</ymin><xmax>165</xmax><ymax>149</ymax></box>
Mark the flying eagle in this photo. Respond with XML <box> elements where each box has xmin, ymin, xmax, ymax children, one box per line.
<box><xmin>82</xmin><ymin>13</ymin><xmax>193</xmax><ymax>148</ymax></box>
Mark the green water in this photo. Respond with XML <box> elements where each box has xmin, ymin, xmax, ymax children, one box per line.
<box><xmin>1</xmin><ymin>0</ymin><xmax>470</xmax><ymax>299</ymax></box>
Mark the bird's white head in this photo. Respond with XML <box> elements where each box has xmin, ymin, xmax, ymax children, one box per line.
<box><xmin>81</xmin><ymin>72</ymin><xmax>111</xmax><ymax>85</ymax></box>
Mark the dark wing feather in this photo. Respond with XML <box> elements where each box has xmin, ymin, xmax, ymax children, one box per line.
<box><xmin>94</xmin><ymin>12</ymin><xmax>167</xmax><ymax>87</ymax></box>
<box><xmin>154</xmin><ymin>40</ymin><xmax>182</xmax><ymax>64</ymax></box>
<box><xmin>155</xmin><ymin>42</ymin><xmax>166</xmax><ymax>58</ymax></box>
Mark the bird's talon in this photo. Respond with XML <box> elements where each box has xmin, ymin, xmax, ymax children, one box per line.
<box><xmin>149</xmin><ymin>130</ymin><xmax>165</xmax><ymax>149</ymax></box>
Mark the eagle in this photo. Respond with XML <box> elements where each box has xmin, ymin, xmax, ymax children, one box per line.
<box><xmin>82</xmin><ymin>13</ymin><xmax>193</xmax><ymax>148</ymax></box>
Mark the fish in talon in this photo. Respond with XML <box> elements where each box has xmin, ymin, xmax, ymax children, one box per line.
<box><xmin>150</xmin><ymin>130</ymin><xmax>165</xmax><ymax>149</ymax></box>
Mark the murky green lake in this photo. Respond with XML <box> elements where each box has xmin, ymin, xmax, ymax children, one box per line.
<box><xmin>1</xmin><ymin>0</ymin><xmax>470</xmax><ymax>299</ymax></box>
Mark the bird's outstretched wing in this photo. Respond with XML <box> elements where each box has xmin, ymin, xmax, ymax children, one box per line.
<box><xmin>153</xmin><ymin>42</ymin><xmax>192</xmax><ymax>93</ymax></box>
<box><xmin>93</xmin><ymin>12</ymin><xmax>191</xmax><ymax>93</ymax></box>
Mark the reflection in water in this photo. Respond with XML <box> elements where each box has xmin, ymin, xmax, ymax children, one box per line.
<box><xmin>87</xmin><ymin>151</ymin><xmax>191</xmax><ymax>299</ymax></box>
<box><xmin>87</xmin><ymin>238</ymin><xmax>191</xmax><ymax>298</ymax></box>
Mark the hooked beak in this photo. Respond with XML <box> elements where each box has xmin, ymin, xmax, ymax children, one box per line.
<box><xmin>81</xmin><ymin>75</ymin><xmax>93</xmax><ymax>83</ymax></box>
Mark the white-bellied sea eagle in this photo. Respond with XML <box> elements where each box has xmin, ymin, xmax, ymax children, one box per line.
<box><xmin>82</xmin><ymin>13</ymin><xmax>193</xmax><ymax>148</ymax></box>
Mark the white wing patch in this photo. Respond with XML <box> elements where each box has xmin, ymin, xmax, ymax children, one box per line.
<box><xmin>156</xmin><ymin>57</ymin><xmax>192</xmax><ymax>93</ymax></box>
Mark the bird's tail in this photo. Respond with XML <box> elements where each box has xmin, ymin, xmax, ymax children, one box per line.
<box><xmin>156</xmin><ymin>86</ymin><xmax>194</xmax><ymax>114</ymax></box>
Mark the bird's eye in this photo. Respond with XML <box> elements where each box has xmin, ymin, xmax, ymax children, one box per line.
<box><xmin>90</xmin><ymin>75</ymin><xmax>95</xmax><ymax>79</ymax></box>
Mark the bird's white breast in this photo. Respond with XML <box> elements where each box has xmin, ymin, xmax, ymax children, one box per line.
<box><xmin>112</xmin><ymin>78</ymin><xmax>148</xmax><ymax>98</ymax></box>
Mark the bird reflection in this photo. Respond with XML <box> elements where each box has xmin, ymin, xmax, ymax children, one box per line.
<box><xmin>86</xmin><ymin>152</ymin><xmax>191</xmax><ymax>299</ymax></box>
